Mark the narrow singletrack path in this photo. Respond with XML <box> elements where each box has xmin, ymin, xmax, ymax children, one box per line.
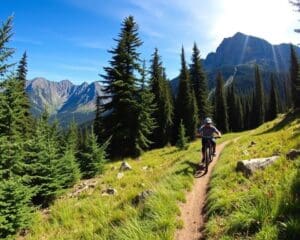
<box><xmin>175</xmin><ymin>141</ymin><xmax>230</xmax><ymax>240</ymax></box>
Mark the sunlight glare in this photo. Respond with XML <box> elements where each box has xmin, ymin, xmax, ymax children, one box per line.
<box><xmin>210</xmin><ymin>0</ymin><xmax>299</xmax><ymax>48</ymax></box>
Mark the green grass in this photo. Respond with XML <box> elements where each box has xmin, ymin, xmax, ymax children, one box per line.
<box><xmin>21</xmin><ymin>112</ymin><xmax>299</xmax><ymax>240</ymax></box>
<box><xmin>22</xmin><ymin>133</ymin><xmax>237</xmax><ymax>240</ymax></box>
<box><xmin>205</xmin><ymin>111</ymin><xmax>300</xmax><ymax>240</ymax></box>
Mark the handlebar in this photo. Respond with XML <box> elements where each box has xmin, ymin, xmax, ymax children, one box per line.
<box><xmin>200</xmin><ymin>136</ymin><xmax>221</xmax><ymax>139</ymax></box>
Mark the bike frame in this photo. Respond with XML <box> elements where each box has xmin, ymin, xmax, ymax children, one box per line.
<box><xmin>202</xmin><ymin>136</ymin><xmax>214</xmax><ymax>173</ymax></box>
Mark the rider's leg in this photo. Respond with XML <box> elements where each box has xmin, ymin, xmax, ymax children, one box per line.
<box><xmin>201</xmin><ymin>139</ymin><xmax>206</xmax><ymax>163</ymax></box>
<box><xmin>212</xmin><ymin>139</ymin><xmax>216</xmax><ymax>155</ymax></box>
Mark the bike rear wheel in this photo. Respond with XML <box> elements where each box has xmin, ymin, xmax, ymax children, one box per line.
<box><xmin>204</xmin><ymin>147</ymin><xmax>210</xmax><ymax>173</ymax></box>
<box><xmin>209</xmin><ymin>145</ymin><xmax>213</xmax><ymax>163</ymax></box>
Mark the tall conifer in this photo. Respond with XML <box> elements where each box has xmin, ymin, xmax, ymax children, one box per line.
<box><xmin>190</xmin><ymin>43</ymin><xmax>210</xmax><ymax>119</ymax></box>
<box><xmin>0</xmin><ymin>17</ymin><xmax>32</xmax><ymax>238</ymax></box>
<box><xmin>94</xmin><ymin>95</ymin><xmax>104</xmax><ymax>145</ymax></box>
<box><xmin>149</xmin><ymin>48</ymin><xmax>173</xmax><ymax>147</ymax></box>
<box><xmin>214</xmin><ymin>72</ymin><xmax>229</xmax><ymax>133</ymax></box>
<box><xmin>267</xmin><ymin>74</ymin><xmax>279</xmax><ymax>121</ymax></box>
<box><xmin>100</xmin><ymin>16</ymin><xmax>154</xmax><ymax>157</ymax></box>
<box><xmin>16</xmin><ymin>52</ymin><xmax>32</xmax><ymax>137</ymax></box>
<box><xmin>253</xmin><ymin>65</ymin><xmax>265</xmax><ymax>126</ymax></box>
<box><xmin>0</xmin><ymin>16</ymin><xmax>14</xmax><ymax>77</ymax></box>
<box><xmin>24</xmin><ymin>113</ymin><xmax>62</xmax><ymax>206</ymax></box>
<box><xmin>290</xmin><ymin>45</ymin><xmax>300</xmax><ymax>109</ymax></box>
<box><xmin>174</xmin><ymin>47</ymin><xmax>198</xmax><ymax>141</ymax></box>
<box><xmin>78</xmin><ymin>128</ymin><xmax>107</xmax><ymax>178</ymax></box>
<box><xmin>226</xmin><ymin>84</ymin><xmax>237</xmax><ymax>131</ymax></box>
<box><xmin>133</xmin><ymin>61</ymin><xmax>156</xmax><ymax>156</ymax></box>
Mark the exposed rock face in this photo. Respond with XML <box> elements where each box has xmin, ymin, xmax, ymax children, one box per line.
<box><xmin>236</xmin><ymin>156</ymin><xmax>280</xmax><ymax>177</ymax></box>
<box><xmin>170</xmin><ymin>32</ymin><xmax>300</xmax><ymax>96</ymax></box>
<box><xmin>25</xmin><ymin>78</ymin><xmax>105</xmax><ymax>126</ymax></box>
<box><xmin>204</xmin><ymin>32</ymin><xmax>294</xmax><ymax>72</ymax></box>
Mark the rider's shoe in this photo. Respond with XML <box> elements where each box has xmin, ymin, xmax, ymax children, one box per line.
<box><xmin>199</xmin><ymin>163</ymin><xmax>205</xmax><ymax>170</ymax></box>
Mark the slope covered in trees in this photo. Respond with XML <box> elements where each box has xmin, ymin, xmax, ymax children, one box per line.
<box><xmin>22</xmin><ymin>111</ymin><xmax>300</xmax><ymax>240</ymax></box>
<box><xmin>1</xmin><ymin>12</ymin><xmax>300</xmax><ymax>239</ymax></box>
<box><xmin>0</xmin><ymin>17</ymin><xmax>108</xmax><ymax>238</ymax></box>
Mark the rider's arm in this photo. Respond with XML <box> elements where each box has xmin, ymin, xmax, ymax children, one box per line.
<box><xmin>196</xmin><ymin>126</ymin><xmax>203</xmax><ymax>138</ymax></box>
<box><xmin>214</xmin><ymin>127</ymin><xmax>222</xmax><ymax>137</ymax></box>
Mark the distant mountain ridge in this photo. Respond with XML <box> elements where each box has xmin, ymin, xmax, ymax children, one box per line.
<box><xmin>27</xmin><ymin>32</ymin><xmax>300</xmax><ymax>126</ymax></box>
<box><xmin>26</xmin><ymin>78</ymin><xmax>103</xmax><ymax>126</ymax></box>
<box><xmin>172</xmin><ymin>32</ymin><xmax>300</xmax><ymax>94</ymax></box>
<box><xmin>204</xmin><ymin>32</ymin><xmax>293</xmax><ymax>71</ymax></box>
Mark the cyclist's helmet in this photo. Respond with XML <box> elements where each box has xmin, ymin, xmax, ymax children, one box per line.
<box><xmin>204</xmin><ymin>117</ymin><xmax>212</xmax><ymax>124</ymax></box>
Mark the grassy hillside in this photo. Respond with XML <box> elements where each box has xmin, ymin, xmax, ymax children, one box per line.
<box><xmin>22</xmin><ymin>131</ymin><xmax>236</xmax><ymax>240</ymax></box>
<box><xmin>205</xmin><ymin>111</ymin><xmax>300</xmax><ymax>240</ymax></box>
<box><xmin>20</xmin><ymin>112</ymin><xmax>299</xmax><ymax>240</ymax></box>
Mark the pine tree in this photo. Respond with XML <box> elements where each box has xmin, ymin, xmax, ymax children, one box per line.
<box><xmin>149</xmin><ymin>48</ymin><xmax>173</xmax><ymax>147</ymax></box>
<box><xmin>57</xmin><ymin>120</ymin><xmax>81</xmax><ymax>188</ymax></box>
<box><xmin>78</xmin><ymin>128</ymin><xmax>107</xmax><ymax>178</ymax></box>
<box><xmin>17</xmin><ymin>52</ymin><xmax>27</xmax><ymax>89</ymax></box>
<box><xmin>16</xmin><ymin>52</ymin><xmax>32</xmax><ymax>137</ymax></box>
<box><xmin>267</xmin><ymin>74</ymin><xmax>279</xmax><ymax>121</ymax></box>
<box><xmin>253</xmin><ymin>65</ymin><xmax>265</xmax><ymax>126</ymax></box>
<box><xmin>237</xmin><ymin>96</ymin><xmax>244</xmax><ymax>131</ymax></box>
<box><xmin>174</xmin><ymin>47</ymin><xmax>198</xmax><ymax>141</ymax></box>
<box><xmin>57</xmin><ymin>149</ymin><xmax>80</xmax><ymax>189</ymax></box>
<box><xmin>24</xmin><ymin>113</ymin><xmax>62</xmax><ymax>206</ymax></box>
<box><xmin>100</xmin><ymin>16</ymin><xmax>151</xmax><ymax>157</ymax></box>
<box><xmin>66</xmin><ymin>119</ymin><xmax>79</xmax><ymax>152</ymax></box>
<box><xmin>0</xmin><ymin>76</ymin><xmax>29</xmax><ymax>178</ymax></box>
<box><xmin>163</xmin><ymin>70</ymin><xmax>174</xmax><ymax>144</ymax></box>
<box><xmin>94</xmin><ymin>95</ymin><xmax>105</xmax><ymax>145</ymax></box>
<box><xmin>0</xmin><ymin>178</ymin><xmax>32</xmax><ymax>238</ymax></box>
<box><xmin>243</xmin><ymin>94</ymin><xmax>253</xmax><ymax>130</ymax></box>
<box><xmin>226</xmin><ymin>83</ymin><xmax>244</xmax><ymax>131</ymax></box>
<box><xmin>290</xmin><ymin>45</ymin><xmax>300</xmax><ymax>109</ymax></box>
<box><xmin>284</xmin><ymin>76</ymin><xmax>292</xmax><ymax>111</ymax></box>
<box><xmin>176</xmin><ymin>120</ymin><xmax>188</xmax><ymax>150</ymax></box>
<box><xmin>0</xmin><ymin>16</ymin><xmax>14</xmax><ymax>78</ymax></box>
<box><xmin>0</xmin><ymin>110</ymin><xmax>32</xmax><ymax>237</ymax></box>
<box><xmin>226</xmin><ymin>84</ymin><xmax>237</xmax><ymax>131</ymax></box>
<box><xmin>214</xmin><ymin>72</ymin><xmax>229</xmax><ymax>133</ymax></box>
<box><xmin>190</xmin><ymin>43</ymin><xmax>210</xmax><ymax>120</ymax></box>
<box><xmin>0</xmin><ymin>17</ymin><xmax>32</xmax><ymax>238</ymax></box>
<box><xmin>133</xmin><ymin>63</ymin><xmax>156</xmax><ymax>156</ymax></box>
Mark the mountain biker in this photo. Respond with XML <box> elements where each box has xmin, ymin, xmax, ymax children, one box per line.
<box><xmin>198</xmin><ymin>117</ymin><xmax>221</xmax><ymax>163</ymax></box>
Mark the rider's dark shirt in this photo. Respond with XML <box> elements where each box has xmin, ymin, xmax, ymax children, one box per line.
<box><xmin>198</xmin><ymin>125</ymin><xmax>219</xmax><ymax>137</ymax></box>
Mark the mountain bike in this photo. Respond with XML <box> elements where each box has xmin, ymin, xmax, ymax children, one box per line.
<box><xmin>201</xmin><ymin>136</ymin><xmax>220</xmax><ymax>173</ymax></box>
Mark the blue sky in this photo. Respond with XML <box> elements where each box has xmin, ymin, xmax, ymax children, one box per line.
<box><xmin>1</xmin><ymin>0</ymin><xmax>299</xmax><ymax>84</ymax></box>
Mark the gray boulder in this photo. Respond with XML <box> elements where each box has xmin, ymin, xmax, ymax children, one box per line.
<box><xmin>132</xmin><ymin>190</ymin><xmax>154</xmax><ymax>206</ymax></box>
<box><xmin>236</xmin><ymin>156</ymin><xmax>280</xmax><ymax>177</ymax></box>
<box><xmin>119</xmin><ymin>161</ymin><xmax>132</xmax><ymax>171</ymax></box>
<box><xmin>286</xmin><ymin>149</ymin><xmax>300</xmax><ymax>160</ymax></box>
<box><xmin>102</xmin><ymin>187</ymin><xmax>117</xmax><ymax>196</ymax></box>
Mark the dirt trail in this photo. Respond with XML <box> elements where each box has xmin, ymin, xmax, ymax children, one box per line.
<box><xmin>175</xmin><ymin>141</ymin><xmax>229</xmax><ymax>240</ymax></box>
